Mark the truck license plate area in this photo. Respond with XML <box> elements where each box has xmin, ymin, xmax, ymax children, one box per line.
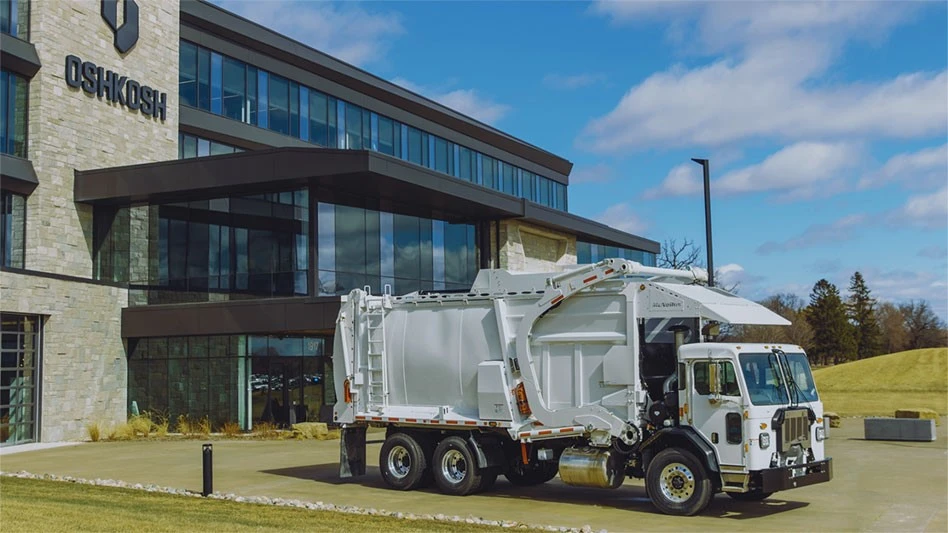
<box><xmin>791</xmin><ymin>467</ymin><xmax>806</xmax><ymax>478</ymax></box>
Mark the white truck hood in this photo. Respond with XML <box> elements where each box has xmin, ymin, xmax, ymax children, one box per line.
<box><xmin>636</xmin><ymin>282</ymin><xmax>791</xmax><ymax>325</ymax></box>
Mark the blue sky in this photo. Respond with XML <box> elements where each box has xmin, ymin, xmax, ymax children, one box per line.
<box><xmin>216</xmin><ymin>0</ymin><xmax>948</xmax><ymax>318</ymax></box>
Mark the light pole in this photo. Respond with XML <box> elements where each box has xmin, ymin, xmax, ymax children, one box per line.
<box><xmin>691</xmin><ymin>158</ymin><xmax>714</xmax><ymax>288</ymax></box>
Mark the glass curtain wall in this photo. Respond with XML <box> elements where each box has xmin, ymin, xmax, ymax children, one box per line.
<box><xmin>317</xmin><ymin>202</ymin><xmax>478</xmax><ymax>296</ymax></box>
<box><xmin>1</xmin><ymin>314</ymin><xmax>40</xmax><ymax>446</ymax></box>
<box><xmin>178</xmin><ymin>133</ymin><xmax>243</xmax><ymax>158</ymax></box>
<box><xmin>0</xmin><ymin>0</ymin><xmax>29</xmax><ymax>39</ymax></box>
<box><xmin>127</xmin><ymin>334</ymin><xmax>333</xmax><ymax>430</ymax></box>
<box><xmin>178</xmin><ymin>40</ymin><xmax>569</xmax><ymax>212</ymax></box>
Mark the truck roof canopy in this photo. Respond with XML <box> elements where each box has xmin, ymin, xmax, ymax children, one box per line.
<box><xmin>639</xmin><ymin>283</ymin><xmax>791</xmax><ymax>326</ymax></box>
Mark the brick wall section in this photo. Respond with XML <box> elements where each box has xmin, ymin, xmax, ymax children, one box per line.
<box><xmin>498</xmin><ymin>220</ymin><xmax>577</xmax><ymax>273</ymax></box>
<box><xmin>2</xmin><ymin>0</ymin><xmax>180</xmax><ymax>441</ymax></box>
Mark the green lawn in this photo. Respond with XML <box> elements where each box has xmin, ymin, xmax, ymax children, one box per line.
<box><xmin>813</xmin><ymin>348</ymin><xmax>948</xmax><ymax>416</ymax></box>
<box><xmin>0</xmin><ymin>477</ymin><xmax>506</xmax><ymax>533</ymax></box>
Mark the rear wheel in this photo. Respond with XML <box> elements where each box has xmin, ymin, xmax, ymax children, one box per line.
<box><xmin>645</xmin><ymin>448</ymin><xmax>713</xmax><ymax>516</ymax></box>
<box><xmin>432</xmin><ymin>436</ymin><xmax>483</xmax><ymax>496</ymax></box>
<box><xmin>379</xmin><ymin>433</ymin><xmax>428</xmax><ymax>491</ymax></box>
<box><xmin>727</xmin><ymin>490</ymin><xmax>773</xmax><ymax>501</ymax></box>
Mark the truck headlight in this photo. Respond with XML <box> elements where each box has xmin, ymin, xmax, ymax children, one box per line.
<box><xmin>759</xmin><ymin>433</ymin><xmax>770</xmax><ymax>449</ymax></box>
<box><xmin>815</xmin><ymin>426</ymin><xmax>826</xmax><ymax>441</ymax></box>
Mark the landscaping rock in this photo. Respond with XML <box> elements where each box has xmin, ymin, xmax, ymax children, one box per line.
<box><xmin>823</xmin><ymin>412</ymin><xmax>841</xmax><ymax>428</ymax></box>
<box><xmin>895</xmin><ymin>408</ymin><xmax>940</xmax><ymax>426</ymax></box>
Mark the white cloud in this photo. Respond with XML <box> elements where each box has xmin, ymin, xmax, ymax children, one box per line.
<box><xmin>757</xmin><ymin>214</ymin><xmax>869</xmax><ymax>255</ymax></box>
<box><xmin>543</xmin><ymin>73</ymin><xmax>607</xmax><ymax>90</ymax></box>
<box><xmin>714</xmin><ymin>263</ymin><xmax>764</xmax><ymax>292</ymax></box>
<box><xmin>581</xmin><ymin>2</ymin><xmax>945</xmax><ymax>152</ymax></box>
<box><xmin>716</xmin><ymin>142</ymin><xmax>861</xmax><ymax>197</ymax></box>
<box><xmin>594</xmin><ymin>203</ymin><xmax>649</xmax><ymax>235</ymax></box>
<box><xmin>214</xmin><ymin>1</ymin><xmax>403</xmax><ymax>67</ymax></box>
<box><xmin>858</xmin><ymin>143</ymin><xmax>948</xmax><ymax>190</ymax></box>
<box><xmin>570</xmin><ymin>163</ymin><xmax>614</xmax><ymax>185</ymax></box>
<box><xmin>390</xmin><ymin>78</ymin><xmax>510</xmax><ymax>125</ymax></box>
<box><xmin>642</xmin><ymin>163</ymin><xmax>702</xmax><ymax>199</ymax></box>
<box><xmin>887</xmin><ymin>186</ymin><xmax>948</xmax><ymax>229</ymax></box>
<box><xmin>858</xmin><ymin>268</ymin><xmax>948</xmax><ymax>320</ymax></box>
<box><xmin>644</xmin><ymin>142</ymin><xmax>860</xmax><ymax>200</ymax></box>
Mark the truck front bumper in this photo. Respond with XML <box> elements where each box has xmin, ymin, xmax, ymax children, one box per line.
<box><xmin>755</xmin><ymin>458</ymin><xmax>833</xmax><ymax>493</ymax></box>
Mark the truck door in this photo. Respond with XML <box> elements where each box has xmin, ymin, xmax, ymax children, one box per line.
<box><xmin>689</xmin><ymin>360</ymin><xmax>745</xmax><ymax>467</ymax></box>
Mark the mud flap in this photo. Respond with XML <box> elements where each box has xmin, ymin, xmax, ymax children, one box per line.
<box><xmin>340</xmin><ymin>425</ymin><xmax>367</xmax><ymax>478</ymax></box>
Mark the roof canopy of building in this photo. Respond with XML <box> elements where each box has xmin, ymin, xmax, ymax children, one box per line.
<box><xmin>74</xmin><ymin>147</ymin><xmax>657</xmax><ymax>253</ymax></box>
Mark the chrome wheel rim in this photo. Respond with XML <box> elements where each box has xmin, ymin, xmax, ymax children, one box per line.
<box><xmin>659</xmin><ymin>462</ymin><xmax>695</xmax><ymax>503</ymax></box>
<box><xmin>440</xmin><ymin>449</ymin><xmax>467</xmax><ymax>484</ymax></box>
<box><xmin>387</xmin><ymin>445</ymin><xmax>411</xmax><ymax>479</ymax></box>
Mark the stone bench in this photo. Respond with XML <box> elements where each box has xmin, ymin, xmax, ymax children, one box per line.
<box><xmin>864</xmin><ymin>417</ymin><xmax>936</xmax><ymax>442</ymax></box>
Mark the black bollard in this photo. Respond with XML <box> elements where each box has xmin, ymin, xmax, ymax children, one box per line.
<box><xmin>202</xmin><ymin>443</ymin><xmax>213</xmax><ymax>496</ymax></box>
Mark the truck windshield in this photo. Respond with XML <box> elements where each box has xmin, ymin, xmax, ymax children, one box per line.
<box><xmin>739</xmin><ymin>353</ymin><xmax>818</xmax><ymax>405</ymax></box>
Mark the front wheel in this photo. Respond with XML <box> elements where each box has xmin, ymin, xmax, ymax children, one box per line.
<box><xmin>645</xmin><ymin>448</ymin><xmax>713</xmax><ymax>516</ymax></box>
<box><xmin>727</xmin><ymin>490</ymin><xmax>773</xmax><ymax>502</ymax></box>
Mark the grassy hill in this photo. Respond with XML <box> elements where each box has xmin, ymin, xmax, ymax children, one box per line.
<box><xmin>812</xmin><ymin>347</ymin><xmax>948</xmax><ymax>416</ymax></box>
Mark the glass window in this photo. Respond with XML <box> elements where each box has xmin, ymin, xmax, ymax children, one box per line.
<box><xmin>694</xmin><ymin>362</ymin><xmax>739</xmax><ymax>396</ymax></box>
<box><xmin>738</xmin><ymin>353</ymin><xmax>793</xmax><ymax>406</ymax></box>
<box><xmin>407</xmin><ymin>127</ymin><xmax>426</xmax><ymax>166</ymax></box>
<box><xmin>1</xmin><ymin>0</ymin><xmax>28</xmax><ymax>39</ymax></box>
<box><xmin>501</xmin><ymin>163</ymin><xmax>516</xmax><ymax>196</ymax></box>
<box><xmin>458</xmin><ymin>147</ymin><xmax>474</xmax><ymax>181</ymax></box>
<box><xmin>268</xmin><ymin>75</ymin><xmax>289</xmax><ymax>135</ymax></box>
<box><xmin>309</xmin><ymin>91</ymin><xmax>329</xmax><ymax>147</ymax></box>
<box><xmin>289</xmin><ymin>82</ymin><xmax>300</xmax><ymax>138</ymax></box>
<box><xmin>221</xmin><ymin>57</ymin><xmax>246</xmax><ymax>121</ymax></box>
<box><xmin>256</xmin><ymin>70</ymin><xmax>268</xmax><ymax>129</ymax></box>
<box><xmin>0</xmin><ymin>191</ymin><xmax>25</xmax><ymax>268</ymax></box>
<box><xmin>299</xmin><ymin>86</ymin><xmax>310</xmax><ymax>141</ymax></box>
<box><xmin>336</xmin><ymin>99</ymin><xmax>346</xmax><ymax>149</ymax></box>
<box><xmin>210</xmin><ymin>52</ymin><xmax>222</xmax><ymax>115</ymax></box>
<box><xmin>179</xmin><ymin>42</ymin><xmax>198</xmax><ymax>108</ymax></box>
<box><xmin>521</xmin><ymin>171</ymin><xmax>535</xmax><ymax>202</ymax></box>
<box><xmin>378</xmin><ymin>116</ymin><xmax>395</xmax><ymax>156</ymax></box>
<box><xmin>246</xmin><ymin>66</ymin><xmax>257</xmax><ymax>125</ymax></box>
<box><xmin>93</xmin><ymin>206</ymin><xmax>130</xmax><ymax>282</ymax></box>
<box><xmin>1</xmin><ymin>313</ymin><xmax>41</xmax><ymax>446</ymax></box>
<box><xmin>433</xmin><ymin>137</ymin><xmax>451</xmax><ymax>174</ymax></box>
<box><xmin>482</xmin><ymin>155</ymin><xmax>498</xmax><ymax>190</ymax></box>
<box><xmin>538</xmin><ymin>176</ymin><xmax>551</xmax><ymax>206</ymax></box>
<box><xmin>1</xmin><ymin>69</ymin><xmax>27</xmax><ymax>158</ymax></box>
<box><xmin>345</xmin><ymin>103</ymin><xmax>363</xmax><ymax>150</ymax></box>
<box><xmin>554</xmin><ymin>182</ymin><xmax>568</xmax><ymax>211</ymax></box>
<box><xmin>197</xmin><ymin>47</ymin><xmax>211</xmax><ymax>110</ymax></box>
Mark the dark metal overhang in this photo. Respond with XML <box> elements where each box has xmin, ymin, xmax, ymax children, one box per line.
<box><xmin>0</xmin><ymin>33</ymin><xmax>41</xmax><ymax>78</ymax></box>
<box><xmin>0</xmin><ymin>154</ymin><xmax>39</xmax><ymax>195</ymax></box>
<box><xmin>74</xmin><ymin>147</ymin><xmax>657</xmax><ymax>252</ymax></box>
<box><xmin>122</xmin><ymin>297</ymin><xmax>340</xmax><ymax>338</ymax></box>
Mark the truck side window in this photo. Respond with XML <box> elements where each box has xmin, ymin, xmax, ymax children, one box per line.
<box><xmin>694</xmin><ymin>362</ymin><xmax>710</xmax><ymax>395</ymax></box>
<box><xmin>721</xmin><ymin>361</ymin><xmax>740</xmax><ymax>397</ymax></box>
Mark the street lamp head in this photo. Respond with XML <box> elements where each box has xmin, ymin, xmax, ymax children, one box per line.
<box><xmin>691</xmin><ymin>158</ymin><xmax>708</xmax><ymax>165</ymax></box>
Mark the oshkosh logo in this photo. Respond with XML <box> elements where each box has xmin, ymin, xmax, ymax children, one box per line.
<box><xmin>101</xmin><ymin>0</ymin><xmax>139</xmax><ymax>54</ymax></box>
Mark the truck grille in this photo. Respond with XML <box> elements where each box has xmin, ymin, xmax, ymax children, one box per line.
<box><xmin>778</xmin><ymin>409</ymin><xmax>811</xmax><ymax>452</ymax></box>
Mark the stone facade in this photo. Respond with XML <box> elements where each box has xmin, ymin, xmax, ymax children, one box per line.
<box><xmin>496</xmin><ymin>220</ymin><xmax>577</xmax><ymax>273</ymax></box>
<box><xmin>1</xmin><ymin>0</ymin><xmax>180</xmax><ymax>441</ymax></box>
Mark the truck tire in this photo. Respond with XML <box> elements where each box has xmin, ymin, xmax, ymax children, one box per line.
<box><xmin>432</xmin><ymin>436</ymin><xmax>483</xmax><ymax>496</ymax></box>
<box><xmin>645</xmin><ymin>448</ymin><xmax>713</xmax><ymax>516</ymax></box>
<box><xmin>504</xmin><ymin>461</ymin><xmax>558</xmax><ymax>486</ymax></box>
<box><xmin>476</xmin><ymin>470</ymin><xmax>498</xmax><ymax>493</ymax></box>
<box><xmin>379</xmin><ymin>433</ymin><xmax>428</xmax><ymax>491</ymax></box>
<box><xmin>727</xmin><ymin>490</ymin><xmax>773</xmax><ymax>502</ymax></box>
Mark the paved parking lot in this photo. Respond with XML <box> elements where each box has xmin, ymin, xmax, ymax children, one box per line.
<box><xmin>1</xmin><ymin>419</ymin><xmax>945</xmax><ymax>531</ymax></box>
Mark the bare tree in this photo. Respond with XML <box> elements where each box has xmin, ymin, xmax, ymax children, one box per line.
<box><xmin>658</xmin><ymin>239</ymin><xmax>701</xmax><ymax>269</ymax></box>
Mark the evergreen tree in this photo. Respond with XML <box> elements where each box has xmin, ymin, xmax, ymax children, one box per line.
<box><xmin>847</xmin><ymin>272</ymin><xmax>882</xmax><ymax>359</ymax></box>
<box><xmin>806</xmin><ymin>279</ymin><xmax>857</xmax><ymax>365</ymax></box>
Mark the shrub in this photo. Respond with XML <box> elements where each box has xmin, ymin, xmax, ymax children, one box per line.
<box><xmin>197</xmin><ymin>416</ymin><xmax>212</xmax><ymax>437</ymax></box>
<box><xmin>176</xmin><ymin>415</ymin><xmax>193</xmax><ymax>436</ymax></box>
<box><xmin>220</xmin><ymin>421</ymin><xmax>242</xmax><ymax>437</ymax></box>
<box><xmin>253</xmin><ymin>421</ymin><xmax>280</xmax><ymax>439</ymax></box>
<box><xmin>87</xmin><ymin>422</ymin><xmax>102</xmax><ymax>442</ymax></box>
<box><xmin>108</xmin><ymin>423</ymin><xmax>136</xmax><ymax>441</ymax></box>
<box><xmin>150</xmin><ymin>413</ymin><xmax>170</xmax><ymax>438</ymax></box>
<box><xmin>128</xmin><ymin>414</ymin><xmax>152</xmax><ymax>437</ymax></box>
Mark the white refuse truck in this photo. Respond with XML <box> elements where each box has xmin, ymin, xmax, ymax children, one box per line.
<box><xmin>333</xmin><ymin>258</ymin><xmax>832</xmax><ymax>515</ymax></box>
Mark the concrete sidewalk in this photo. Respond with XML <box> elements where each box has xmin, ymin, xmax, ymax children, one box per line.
<box><xmin>1</xmin><ymin>419</ymin><xmax>945</xmax><ymax>532</ymax></box>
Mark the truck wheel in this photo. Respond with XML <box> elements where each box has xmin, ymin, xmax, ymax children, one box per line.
<box><xmin>727</xmin><ymin>490</ymin><xmax>773</xmax><ymax>501</ymax></box>
<box><xmin>504</xmin><ymin>461</ymin><xmax>558</xmax><ymax>486</ymax></box>
<box><xmin>645</xmin><ymin>449</ymin><xmax>713</xmax><ymax>516</ymax></box>
<box><xmin>379</xmin><ymin>433</ymin><xmax>428</xmax><ymax>491</ymax></box>
<box><xmin>432</xmin><ymin>436</ymin><xmax>483</xmax><ymax>496</ymax></box>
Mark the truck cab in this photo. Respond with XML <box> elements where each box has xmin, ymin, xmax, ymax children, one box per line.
<box><xmin>674</xmin><ymin>343</ymin><xmax>831</xmax><ymax>502</ymax></box>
